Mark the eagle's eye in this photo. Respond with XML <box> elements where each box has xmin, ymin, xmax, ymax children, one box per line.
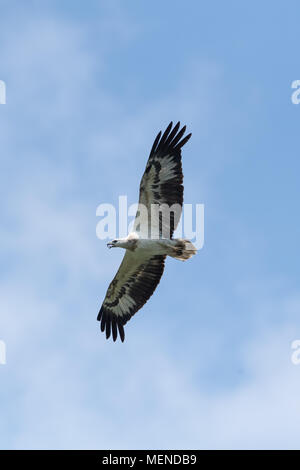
<box><xmin>112</xmin><ymin>240</ymin><xmax>117</xmax><ymax>243</ymax></box>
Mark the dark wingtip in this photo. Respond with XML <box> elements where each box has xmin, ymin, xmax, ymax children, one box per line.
<box><xmin>97</xmin><ymin>308</ymin><xmax>102</xmax><ymax>321</ymax></box>
<box><xmin>150</xmin><ymin>121</ymin><xmax>192</xmax><ymax>157</ymax></box>
<box><xmin>150</xmin><ymin>130</ymin><xmax>162</xmax><ymax>156</ymax></box>
<box><xmin>160</xmin><ymin>121</ymin><xmax>173</xmax><ymax>145</ymax></box>
<box><xmin>100</xmin><ymin>315</ymin><xmax>106</xmax><ymax>332</ymax></box>
<box><xmin>165</xmin><ymin>121</ymin><xmax>180</xmax><ymax>147</ymax></box>
<box><xmin>174</xmin><ymin>132</ymin><xmax>192</xmax><ymax>151</ymax></box>
<box><xmin>97</xmin><ymin>307</ymin><xmax>125</xmax><ymax>343</ymax></box>
<box><xmin>118</xmin><ymin>322</ymin><xmax>125</xmax><ymax>342</ymax></box>
<box><xmin>112</xmin><ymin>320</ymin><xmax>118</xmax><ymax>342</ymax></box>
<box><xmin>105</xmin><ymin>317</ymin><xmax>111</xmax><ymax>339</ymax></box>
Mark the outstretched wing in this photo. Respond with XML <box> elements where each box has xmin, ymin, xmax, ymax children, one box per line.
<box><xmin>97</xmin><ymin>251</ymin><xmax>166</xmax><ymax>342</ymax></box>
<box><xmin>133</xmin><ymin>121</ymin><xmax>191</xmax><ymax>239</ymax></box>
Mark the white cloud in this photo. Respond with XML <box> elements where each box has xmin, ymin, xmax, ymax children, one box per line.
<box><xmin>1</xmin><ymin>3</ymin><xmax>300</xmax><ymax>451</ymax></box>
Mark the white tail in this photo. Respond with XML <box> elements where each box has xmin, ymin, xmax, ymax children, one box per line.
<box><xmin>167</xmin><ymin>238</ymin><xmax>197</xmax><ymax>261</ymax></box>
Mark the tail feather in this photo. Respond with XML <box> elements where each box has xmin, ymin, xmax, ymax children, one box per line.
<box><xmin>168</xmin><ymin>239</ymin><xmax>197</xmax><ymax>261</ymax></box>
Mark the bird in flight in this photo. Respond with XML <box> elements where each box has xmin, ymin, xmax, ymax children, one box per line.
<box><xmin>97</xmin><ymin>121</ymin><xmax>197</xmax><ymax>342</ymax></box>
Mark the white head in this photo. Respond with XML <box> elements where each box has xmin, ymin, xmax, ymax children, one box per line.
<box><xmin>107</xmin><ymin>238</ymin><xmax>127</xmax><ymax>249</ymax></box>
<box><xmin>107</xmin><ymin>233</ymin><xmax>138</xmax><ymax>250</ymax></box>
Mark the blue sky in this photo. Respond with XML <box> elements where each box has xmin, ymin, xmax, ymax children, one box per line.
<box><xmin>0</xmin><ymin>0</ymin><xmax>300</xmax><ymax>449</ymax></box>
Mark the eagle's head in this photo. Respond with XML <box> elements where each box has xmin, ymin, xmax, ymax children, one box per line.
<box><xmin>107</xmin><ymin>239</ymin><xmax>119</xmax><ymax>249</ymax></box>
<box><xmin>107</xmin><ymin>238</ymin><xmax>129</xmax><ymax>249</ymax></box>
<box><xmin>107</xmin><ymin>234</ymin><xmax>138</xmax><ymax>250</ymax></box>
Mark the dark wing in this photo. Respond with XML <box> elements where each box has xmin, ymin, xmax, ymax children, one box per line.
<box><xmin>97</xmin><ymin>251</ymin><xmax>166</xmax><ymax>342</ymax></box>
<box><xmin>133</xmin><ymin>121</ymin><xmax>192</xmax><ymax>239</ymax></box>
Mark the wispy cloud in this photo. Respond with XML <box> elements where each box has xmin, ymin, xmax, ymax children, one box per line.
<box><xmin>1</xmin><ymin>0</ymin><xmax>300</xmax><ymax>450</ymax></box>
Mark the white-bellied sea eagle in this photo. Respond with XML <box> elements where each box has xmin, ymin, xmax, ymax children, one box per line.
<box><xmin>97</xmin><ymin>121</ymin><xmax>196</xmax><ymax>342</ymax></box>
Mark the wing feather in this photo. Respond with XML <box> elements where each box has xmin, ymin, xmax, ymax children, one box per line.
<box><xmin>133</xmin><ymin>122</ymin><xmax>191</xmax><ymax>239</ymax></box>
<box><xmin>97</xmin><ymin>251</ymin><xmax>166</xmax><ymax>342</ymax></box>
<box><xmin>97</xmin><ymin>122</ymin><xmax>192</xmax><ymax>342</ymax></box>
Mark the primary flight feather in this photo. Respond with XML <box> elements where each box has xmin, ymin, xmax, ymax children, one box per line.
<box><xmin>97</xmin><ymin>121</ymin><xmax>196</xmax><ymax>342</ymax></box>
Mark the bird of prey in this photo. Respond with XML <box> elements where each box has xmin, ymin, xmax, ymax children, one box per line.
<box><xmin>97</xmin><ymin>121</ymin><xmax>196</xmax><ymax>342</ymax></box>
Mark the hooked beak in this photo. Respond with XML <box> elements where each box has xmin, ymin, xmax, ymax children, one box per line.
<box><xmin>107</xmin><ymin>241</ymin><xmax>115</xmax><ymax>249</ymax></box>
